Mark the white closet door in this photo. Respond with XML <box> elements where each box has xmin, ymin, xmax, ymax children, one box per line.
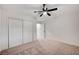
<box><xmin>0</xmin><ymin>10</ymin><xmax>8</xmax><ymax>51</ymax></box>
<box><xmin>23</xmin><ymin>21</ymin><xmax>33</xmax><ymax>43</ymax></box>
<box><xmin>9</xmin><ymin>19</ymin><xmax>22</xmax><ymax>48</ymax></box>
<box><xmin>0</xmin><ymin>9</ymin><xmax>2</xmax><ymax>51</ymax></box>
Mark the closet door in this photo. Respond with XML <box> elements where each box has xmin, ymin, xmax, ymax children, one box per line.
<box><xmin>0</xmin><ymin>9</ymin><xmax>2</xmax><ymax>51</ymax></box>
<box><xmin>9</xmin><ymin>19</ymin><xmax>22</xmax><ymax>48</ymax></box>
<box><xmin>0</xmin><ymin>10</ymin><xmax>8</xmax><ymax>51</ymax></box>
<box><xmin>23</xmin><ymin>21</ymin><xmax>33</xmax><ymax>43</ymax></box>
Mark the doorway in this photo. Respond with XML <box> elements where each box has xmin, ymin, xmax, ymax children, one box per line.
<box><xmin>36</xmin><ymin>23</ymin><xmax>46</xmax><ymax>40</ymax></box>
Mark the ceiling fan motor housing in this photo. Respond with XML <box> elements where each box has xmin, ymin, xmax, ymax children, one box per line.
<box><xmin>34</xmin><ymin>4</ymin><xmax>58</xmax><ymax>17</ymax></box>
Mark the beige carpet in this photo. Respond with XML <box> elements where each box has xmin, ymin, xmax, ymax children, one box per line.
<box><xmin>1</xmin><ymin>39</ymin><xmax>79</xmax><ymax>55</ymax></box>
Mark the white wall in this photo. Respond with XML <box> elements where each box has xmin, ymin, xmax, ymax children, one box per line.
<box><xmin>0</xmin><ymin>5</ymin><xmax>35</xmax><ymax>51</ymax></box>
<box><xmin>23</xmin><ymin>21</ymin><xmax>33</xmax><ymax>43</ymax></box>
<box><xmin>46</xmin><ymin>5</ymin><xmax>79</xmax><ymax>46</ymax></box>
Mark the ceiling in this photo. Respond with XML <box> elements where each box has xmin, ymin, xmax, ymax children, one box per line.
<box><xmin>0</xmin><ymin>4</ymin><xmax>79</xmax><ymax>22</ymax></box>
<box><xmin>0</xmin><ymin>4</ymin><xmax>60</xmax><ymax>22</ymax></box>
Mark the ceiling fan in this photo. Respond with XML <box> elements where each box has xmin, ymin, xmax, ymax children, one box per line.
<box><xmin>34</xmin><ymin>4</ymin><xmax>58</xmax><ymax>17</ymax></box>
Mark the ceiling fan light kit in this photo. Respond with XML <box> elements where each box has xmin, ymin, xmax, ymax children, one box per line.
<box><xmin>43</xmin><ymin>12</ymin><xmax>47</xmax><ymax>15</ymax></box>
<box><xmin>34</xmin><ymin>4</ymin><xmax>58</xmax><ymax>17</ymax></box>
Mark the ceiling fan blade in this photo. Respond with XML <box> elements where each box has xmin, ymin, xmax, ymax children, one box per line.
<box><xmin>34</xmin><ymin>11</ymin><xmax>43</xmax><ymax>13</ymax></box>
<box><xmin>47</xmin><ymin>8</ymin><xmax>57</xmax><ymax>12</ymax></box>
<box><xmin>40</xmin><ymin>13</ymin><xmax>43</xmax><ymax>17</ymax></box>
<box><xmin>47</xmin><ymin>13</ymin><xmax>51</xmax><ymax>16</ymax></box>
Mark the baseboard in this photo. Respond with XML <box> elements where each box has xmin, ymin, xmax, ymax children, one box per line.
<box><xmin>46</xmin><ymin>37</ymin><xmax>79</xmax><ymax>47</ymax></box>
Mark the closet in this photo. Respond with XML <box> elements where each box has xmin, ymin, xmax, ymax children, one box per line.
<box><xmin>9</xmin><ymin>19</ymin><xmax>22</xmax><ymax>48</ymax></box>
<box><xmin>8</xmin><ymin>18</ymin><xmax>33</xmax><ymax>48</ymax></box>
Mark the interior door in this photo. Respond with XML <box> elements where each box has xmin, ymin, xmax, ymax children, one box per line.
<box><xmin>23</xmin><ymin>21</ymin><xmax>33</xmax><ymax>43</ymax></box>
<box><xmin>36</xmin><ymin>23</ymin><xmax>45</xmax><ymax>40</ymax></box>
<box><xmin>9</xmin><ymin>19</ymin><xmax>22</xmax><ymax>48</ymax></box>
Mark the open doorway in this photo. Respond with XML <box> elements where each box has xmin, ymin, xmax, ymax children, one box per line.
<box><xmin>36</xmin><ymin>23</ymin><xmax>46</xmax><ymax>40</ymax></box>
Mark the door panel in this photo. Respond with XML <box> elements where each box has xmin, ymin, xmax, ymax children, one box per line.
<box><xmin>0</xmin><ymin>10</ymin><xmax>8</xmax><ymax>51</ymax></box>
<box><xmin>0</xmin><ymin>9</ymin><xmax>1</xmax><ymax>34</ymax></box>
<box><xmin>9</xmin><ymin>19</ymin><xmax>22</xmax><ymax>48</ymax></box>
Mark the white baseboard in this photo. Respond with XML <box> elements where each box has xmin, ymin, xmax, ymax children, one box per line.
<box><xmin>46</xmin><ymin>37</ymin><xmax>79</xmax><ymax>47</ymax></box>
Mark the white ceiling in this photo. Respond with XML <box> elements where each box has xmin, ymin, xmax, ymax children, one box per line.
<box><xmin>1</xmin><ymin>4</ymin><xmax>78</xmax><ymax>22</ymax></box>
<box><xmin>0</xmin><ymin>4</ymin><xmax>60</xmax><ymax>22</ymax></box>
